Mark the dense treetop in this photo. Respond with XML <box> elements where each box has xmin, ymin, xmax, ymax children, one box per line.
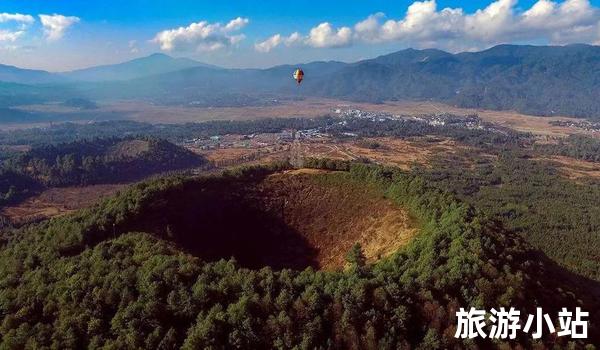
<box><xmin>0</xmin><ymin>136</ymin><xmax>205</xmax><ymax>206</ymax></box>
<box><xmin>0</xmin><ymin>162</ymin><xmax>596</xmax><ymax>348</ymax></box>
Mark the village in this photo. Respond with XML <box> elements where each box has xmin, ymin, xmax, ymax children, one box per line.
<box><xmin>179</xmin><ymin>108</ymin><xmax>493</xmax><ymax>169</ymax></box>
<box><xmin>550</xmin><ymin>119</ymin><xmax>600</xmax><ymax>133</ymax></box>
<box><xmin>182</xmin><ymin>108</ymin><xmax>495</xmax><ymax>152</ymax></box>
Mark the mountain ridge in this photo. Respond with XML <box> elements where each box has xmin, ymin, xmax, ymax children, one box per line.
<box><xmin>0</xmin><ymin>53</ymin><xmax>219</xmax><ymax>84</ymax></box>
<box><xmin>0</xmin><ymin>64</ymin><xmax>65</xmax><ymax>84</ymax></box>
<box><xmin>1</xmin><ymin>44</ymin><xmax>600</xmax><ymax>119</ymax></box>
<box><xmin>63</xmin><ymin>53</ymin><xmax>219</xmax><ymax>82</ymax></box>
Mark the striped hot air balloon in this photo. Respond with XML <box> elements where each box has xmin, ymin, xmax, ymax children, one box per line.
<box><xmin>293</xmin><ymin>68</ymin><xmax>304</xmax><ymax>85</ymax></box>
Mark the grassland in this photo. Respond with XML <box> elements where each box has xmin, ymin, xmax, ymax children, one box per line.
<box><xmin>8</xmin><ymin>98</ymin><xmax>596</xmax><ymax>139</ymax></box>
<box><xmin>0</xmin><ymin>184</ymin><xmax>124</xmax><ymax>225</ymax></box>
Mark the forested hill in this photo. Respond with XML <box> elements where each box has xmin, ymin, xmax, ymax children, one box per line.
<box><xmin>5</xmin><ymin>137</ymin><xmax>205</xmax><ymax>186</ymax></box>
<box><xmin>2</xmin><ymin>44</ymin><xmax>600</xmax><ymax>119</ymax></box>
<box><xmin>0</xmin><ymin>137</ymin><xmax>206</xmax><ymax>205</ymax></box>
<box><xmin>306</xmin><ymin>44</ymin><xmax>600</xmax><ymax>118</ymax></box>
<box><xmin>0</xmin><ymin>163</ymin><xmax>597</xmax><ymax>348</ymax></box>
<box><xmin>104</xmin><ymin>44</ymin><xmax>600</xmax><ymax>119</ymax></box>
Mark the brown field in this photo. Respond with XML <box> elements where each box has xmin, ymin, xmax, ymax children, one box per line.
<box><xmin>289</xmin><ymin>136</ymin><xmax>466</xmax><ymax>169</ymax></box>
<box><xmin>109</xmin><ymin>139</ymin><xmax>150</xmax><ymax>158</ymax></box>
<box><xmin>355</xmin><ymin>100</ymin><xmax>586</xmax><ymax>137</ymax></box>
<box><xmin>1</xmin><ymin>184</ymin><xmax>125</xmax><ymax>224</ymax></box>
<box><xmin>193</xmin><ymin>134</ymin><xmax>472</xmax><ymax>171</ymax></box>
<box><xmin>10</xmin><ymin>98</ymin><xmax>593</xmax><ymax>138</ymax></box>
<box><xmin>114</xmin><ymin>98</ymin><xmax>592</xmax><ymax>137</ymax></box>
<box><xmin>537</xmin><ymin>156</ymin><xmax>600</xmax><ymax>180</ymax></box>
<box><xmin>197</xmin><ymin>147</ymin><xmax>256</xmax><ymax>162</ymax></box>
<box><xmin>343</xmin><ymin>137</ymin><xmax>465</xmax><ymax>169</ymax></box>
<box><xmin>124</xmin><ymin>98</ymin><xmax>593</xmax><ymax>137</ymax></box>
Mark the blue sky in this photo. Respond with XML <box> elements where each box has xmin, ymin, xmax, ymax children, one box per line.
<box><xmin>1</xmin><ymin>0</ymin><xmax>600</xmax><ymax>71</ymax></box>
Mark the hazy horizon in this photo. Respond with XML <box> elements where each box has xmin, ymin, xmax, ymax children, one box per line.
<box><xmin>1</xmin><ymin>42</ymin><xmax>598</xmax><ymax>73</ymax></box>
<box><xmin>1</xmin><ymin>0</ymin><xmax>600</xmax><ymax>71</ymax></box>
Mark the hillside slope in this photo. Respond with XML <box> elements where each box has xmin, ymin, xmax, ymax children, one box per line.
<box><xmin>1</xmin><ymin>44</ymin><xmax>599</xmax><ymax>117</ymax></box>
<box><xmin>0</xmin><ymin>64</ymin><xmax>64</xmax><ymax>85</ymax></box>
<box><xmin>64</xmin><ymin>53</ymin><xmax>217</xmax><ymax>82</ymax></box>
<box><xmin>0</xmin><ymin>162</ymin><xmax>597</xmax><ymax>348</ymax></box>
<box><xmin>89</xmin><ymin>44</ymin><xmax>600</xmax><ymax>118</ymax></box>
<box><xmin>3</xmin><ymin>137</ymin><xmax>206</xmax><ymax>186</ymax></box>
<box><xmin>0</xmin><ymin>137</ymin><xmax>206</xmax><ymax>207</ymax></box>
<box><xmin>310</xmin><ymin>44</ymin><xmax>600</xmax><ymax>118</ymax></box>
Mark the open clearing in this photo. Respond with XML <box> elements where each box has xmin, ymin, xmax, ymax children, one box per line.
<box><xmin>195</xmin><ymin>135</ymin><xmax>466</xmax><ymax>170</ymax></box>
<box><xmin>1</xmin><ymin>184</ymin><xmax>125</xmax><ymax>224</ymax></box>
<box><xmin>10</xmin><ymin>98</ymin><xmax>593</xmax><ymax>138</ymax></box>
<box><xmin>537</xmin><ymin>156</ymin><xmax>600</xmax><ymax>180</ymax></box>
<box><xmin>340</xmin><ymin>137</ymin><xmax>465</xmax><ymax>169</ymax></box>
<box><xmin>113</xmin><ymin>98</ymin><xmax>593</xmax><ymax>137</ymax></box>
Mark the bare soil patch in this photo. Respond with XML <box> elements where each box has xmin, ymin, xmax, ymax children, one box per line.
<box><xmin>108</xmin><ymin>139</ymin><xmax>150</xmax><ymax>158</ymax></box>
<box><xmin>257</xmin><ymin>171</ymin><xmax>417</xmax><ymax>269</ymax></box>
<box><xmin>291</xmin><ymin>137</ymin><xmax>465</xmax><ymax>170</ymax></box>
<box><xmin>129</xmin><ymin>170</ymin><xmax>417</xmax><ymax>270</ymax></box>
<box><xmin>537</xmin><ymin>156</ymin><xmax>600</xmax><ymax>180</ymax></box>
<box><xmin>1</xmin><ymin>184</ymin><xmax>125</xmax><ymax>224</ymax></box>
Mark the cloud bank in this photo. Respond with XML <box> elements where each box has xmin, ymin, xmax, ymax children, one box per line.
<box><xmin>153</xmin><ymin>17</ymin><xmax>249</xmax><ymax>52</ymax></box>
<box><xmin>255</xmin><ymin>0</ymin><xmax>600</xmax><ymax>52</ymax></box>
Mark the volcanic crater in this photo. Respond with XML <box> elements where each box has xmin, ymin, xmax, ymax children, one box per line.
<box><xmin>128</xmin><ymin>169</ymin><xmax>418</xmax><ymax>270</ymax></box>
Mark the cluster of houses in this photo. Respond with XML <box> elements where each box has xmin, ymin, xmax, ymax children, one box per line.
<box><xmin>182</xmin><ymin>127</ymin><xmax>330</xmax><ymax>151</ymax></box>
<box><xmin>336</xmin><ymin>108</ymin><xmax>395</xmax><ymax>122</ymax></box>
<box><xmin>409</xmin><ymin>113</ymin><xmax>482</xmax><ymax>128</ymax></box>
<box><xmin>336</xmin><ymin>108</ymin><xmax>486</xmax><ymax>130</ymax></box>
<box><xmin>183</xmin><ymin>134</ymin><xmax>271</xmax><ymax>150</ymax></box>
<box><xmin>550</xmin><ymin>120</ymin><xmax>600</xmax><ymax>133</ymax></box>
<box><xmin>182</xmin><ymin>109</ymin><xmax>499</xmax><ymax>152</ymax></box>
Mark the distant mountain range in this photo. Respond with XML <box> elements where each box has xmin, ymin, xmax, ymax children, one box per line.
<box><xmin>1</xmin><ymin>44</ymin><xmax>600</xmax><ymax>119</ymax></box>
<box><xmin>0</xmin><ymin>65</ymin><xmax>62</xmax><ymax>85</ymax></box>
<box><xmin>0</xmin><ymin>53</ymin><xmax>216</xmax><ymax>84</ymax></box>
<box><xmin>310</xmin><ymin>44</ymin><xmax>600</xmax><ymax>118</ymax></box>
<box><xmin>63</xmin><ymin>53</ymin><xmax>218</xmax><ymax>82</ymax></box>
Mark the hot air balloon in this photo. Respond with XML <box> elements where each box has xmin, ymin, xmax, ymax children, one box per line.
<box><xmin>293</xmin><ymin>68</ymin><xmax>304</xmax><ymax>85</ymax></box>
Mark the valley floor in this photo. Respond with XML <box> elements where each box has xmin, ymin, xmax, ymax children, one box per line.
<box><xmin>8</xmin><ymin>98</ymin><xmax>600</xmax><ymax>139</ymax></box>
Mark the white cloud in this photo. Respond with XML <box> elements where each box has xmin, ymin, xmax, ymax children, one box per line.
<box><xmin>0</xmin><ymin>13</ymin><xmax>35</xmax><ymax>25</ymax></box>
<box><xmin>153</xmin><ymin>17</ymin><xmax>249</xmax><ymax>52</ymax></box>
<box><xmin>306</xmin><ymin>22</ymin><xmax>352</xmax><ymax>48</ymax></box>
<box><xmin>0</xmin><ymin>12</ymin><xmax>35</xmax><ymax>45</ymax></box>
<box><xmin>0</xmin><ymin>30</ymin><xmax>24</xmax><ymax>42</ymax></box>
<box><xmin>39</xmin><ymin>14</ymin><xmax>80</xmax><ymax>41</ymax></box>
<box><xmin>254</xmin><ymin>31</ymin><xmax>304</xmax><ymax>52</ymax></box>
<box><xmin>225</xmin><ymin>17</ymin><xmax>249</xmax><ymax>31</ymax></box>
<box><xmin>373</xmin><ymin>1</ymin><xmax>465</xmax><ymax>43</ymax></box>
<box><xmin>255</xmin><ymin>34</ymin><xmax>282</xmax><ymax>53</ymax></box>
<box><xmin>285</xmin><ymin>32</ymin><xmax>303</xmax><ymax>46</ymax></box>
<box><xmin>254</xmin><ymin>23</ymin><xmax>352</xmax><ymax>52</ymax></box>
<box><xmin>464</xmin><ymin>0</ymin><xmax>516</xmax><ymax>42</ymax></box>
<box><xmin>258</xmin><ymin>0</ymin><xmax>600</xmax><ymax>53</ymax></box>
<box><xmin>520</xmin><ymin>0</ymin><xmax>598</xmax><ymax>42</ymax></box>
<box><xmin>354</xmin><ymin>13</ymin><xmax>385</xmax><ymax>43</ymax></box>
<box><xmin>361</xmin><ymin>0</ymin><xmax>600</xmax><ymax>50</ymax></box>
